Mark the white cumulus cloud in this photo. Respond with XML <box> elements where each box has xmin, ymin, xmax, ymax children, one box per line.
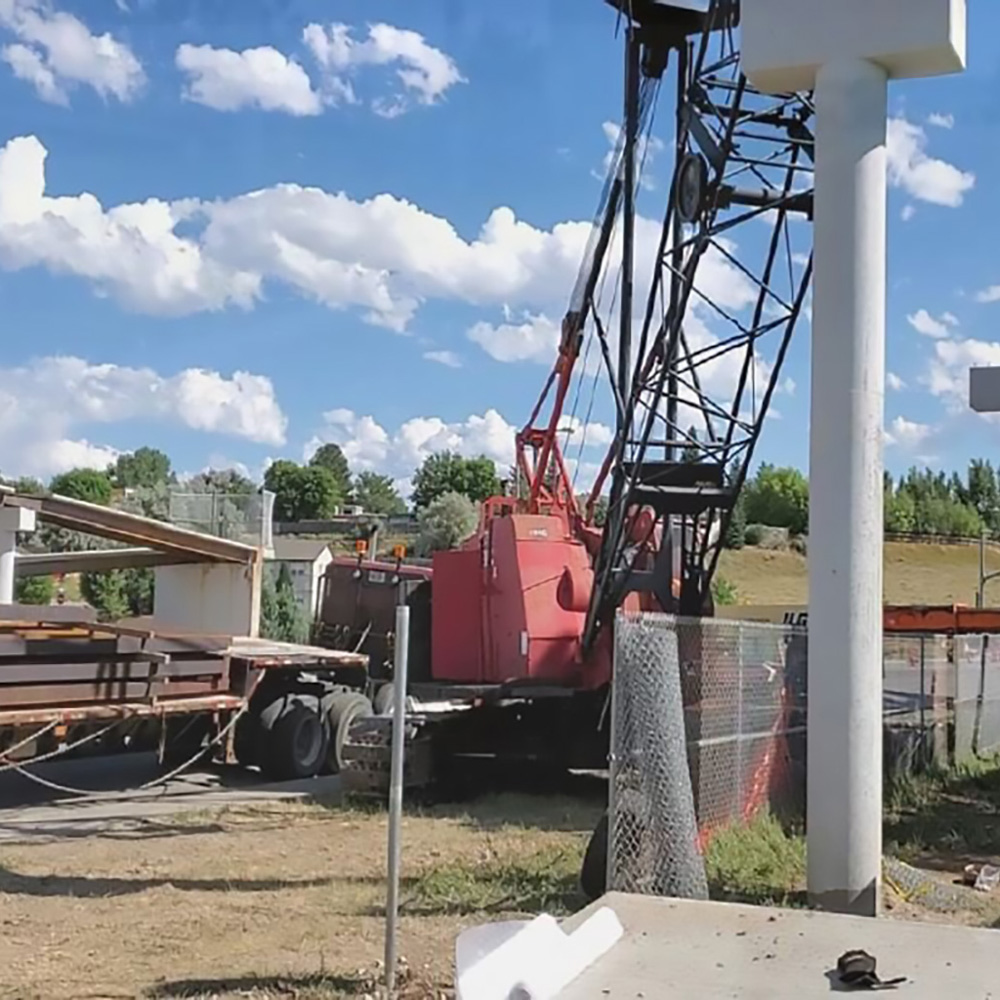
<box><xmin>303</xmin><ymin>21</ymin><xmax>464</xmax><ymax>117</ymax></box>
<box><xmin>975</xmin><ymin>286</ymin><xmax>1000</xmax><ymax>304</ymax></box>
<box><xmin>887</xmin><ymin>116</ymin><xmax>975</xmax><ymax>208</ymax></box>
<box><xmin>887</xmin><ymin>371</ymin><xmax>906</xmax><ymax>392</ymax></box>
<box><xmin>907</xmin><ymin>308</ymin><xmax>955</xmax><ymax>339</ymax></box>
<box><xmin>0</xmin><ymin>0</ymin><xmax>145</xmax><ymax>104</ymax></box>
<box><xmin>0</xmin><ymin>356</ymin><xmax>287</xmax><ymax>479</ymax></box>
<box><xmin>423</xmin><ymin>349</ymin><xmax>461</xmax><ymax>368</ymax></box>
<box><xmin>884</xmin><ymin>415</ymin><xmax>932</xmax><ymax>449</ymax></box>
<box><xmin>927</xmin><ymin>112</ymin><xmax>954</xmax><ymax>129</ymax></box>
<box><xmin>307</xmin><ymin>407</ymin><xmax>517</xmax><ymax>489</ymax></box>
<box><xmin>176</xmin><ymin>43</ymin><xmax>323</xmax><ymax>116</ymax></box>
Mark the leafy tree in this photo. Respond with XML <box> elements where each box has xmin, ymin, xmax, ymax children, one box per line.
<box><xmin>743</xmin><ymin>464</ymin><xmax>809</xmax><ymax>535</ymax></box>
<box><xmin>412</xmin><ymin>452</ymin><xmax>500</xmax><ymax>509</ymax></box>
<box><xmin>264</xmin><ymin>460</ymin><xmax>343</xmax><ymax>522</ymax></box>
<box><xmin>81</xmin><ymin>571</ymin><xmax>131</xmax><ymax>622</ymax></box>
<box><xmin>49</xmin><ymin>468</ymin><xmax>113</xmax><ymax>506</ymax></box>
<box><xmin>260</xmin><ymin>563</ymin><xmax>309</xmax><ymax>643</ymax></box>
<box><xmin>724</xmin><ymin>493</ymin><xmax>747</xmax><ymax>550</ymax></box>
<box><xmin>16</xmin><ymin>575</ymin><xmax>54</xmax><ymax>605</ymax></box>
<box><xmin>0</xmin><ymin>475</ymin><xmax>44</xmax><ymax>494</ymax></box>
<box><xmin>416</xmin><ymin>491</ymin><xmax>479</xmax><ymax>555</ymax></box>
<box><xmin>353</xmin><ymin>472</ymin><xmax>406</xmax><ymax>515</ymax></box>
<box><xmin>112</xmin><ymin>447</ymin><xmax>173</xmax><ymax>489</ymax></box>
<box><xmin>186</xmin><ymin>468</ymin><xmax>258</xmax><ymax>495</ymax></box>
<box><xmin>309</xmin><ymin>444</ymin><xmax>353</xmax><ymax>500</ymax></box>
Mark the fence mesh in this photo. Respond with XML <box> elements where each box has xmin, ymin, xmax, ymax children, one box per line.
<box><xmin>165</xmin><ymin>491</ymin><xmax>273</xmax><ymax>549</ymax></box>
<box><xmin>609</xmin><ymin>612</ymin><xmax>1000</xmax><ymax>898</ymax></box>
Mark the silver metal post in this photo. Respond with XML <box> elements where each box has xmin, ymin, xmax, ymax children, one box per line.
<box><xmin>979</xmin><ymin>528</ymin><xmax>985</xmax><ymax>608</ymax></box>
<box><xmin>385</xmin><ymin>603</ymin><xmax>410</xmax><ymax>997</ymax></box>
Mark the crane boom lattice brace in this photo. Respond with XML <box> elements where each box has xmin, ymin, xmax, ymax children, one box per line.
<box><xmin>584</xmin><ymin>0</ymin><xmax>815</xmax><ymax>645</ymax></box>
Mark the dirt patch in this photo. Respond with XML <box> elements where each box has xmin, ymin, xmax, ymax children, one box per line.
<box><xmin>0</xmin><ymin>794</ymin><xmax>602</xmax><ymax>1000</ymax></box>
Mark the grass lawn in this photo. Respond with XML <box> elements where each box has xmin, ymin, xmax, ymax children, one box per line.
<box><xmin>718</xmin><ymin>540</ymin><xmax>1000</xmax><ymax>606</ymax></box>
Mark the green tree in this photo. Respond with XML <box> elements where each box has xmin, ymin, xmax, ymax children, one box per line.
<box><xmin>260</xmin><ymin>563</ymin><xmax>309</xmax><ymax>643</ymax></box>
<box><xmin>16</xmin><ymin>575</ymin><xmax>54</xmax><ymax>605</ymax></box>
<box><xmin>416</xmin><ymin>491</ymin><xmax>478</xmax><ymax>555</ymax></box>
<box><xmin>412</xmin><ymin>452</ymin><xmax>500</xmax><ymax>509</ymax></box>
<box><xmin>743</xmin><ymin>464</ymin><xmax>809</xmax><ymax>535</ymax></box>
<box><xmin>81</xmin><ymin>571</ymin><xmax>131</xmax><ymax>622</ymax></box>
<box><xmin>309</xmin><ymin>444</ymin><xmax>353</xmax><ymax>500</ymax></box>
<box><xmin>49</xmin><ymin>468</ymin><xmax>113</xmax><ymax>506</ymax></box>
<box><xmin>264</xmin><ymin>460</ymin><xmax>343</xmax><ymax>522</ymax></box>
<box><xmin>186</xmin><ymin>468</ymin><xmax>258</xmax><ymax>494</ymax></box>
<box><xmin>353</xmin><ymin>472</ymin><xmax>406</xmax><ymax>515</ymax></box>
<box><xmin>112</xmin><ymin>447</ymin><xmax>173</xmax><ymax>489</ymax></box>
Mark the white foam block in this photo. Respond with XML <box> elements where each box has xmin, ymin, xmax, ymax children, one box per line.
<box><xmin>509</xmin><ymin>907</ymin><xmax>624</xmax><ymax>1000</ymax></box>
<box><xmin>455</xmin><ymin>916</ymin><xmax>565</xmax><ymax>1000</ymax></box>
<box><xmin>742</xmin><ymin>0</ymin><xmax>966</xmax><ymax>93</ymax></box>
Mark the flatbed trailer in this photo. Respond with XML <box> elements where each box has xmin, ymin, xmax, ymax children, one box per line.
<box><xmin>0</xmin><ymin>604</ymin><xmax>373</xmax><ymax>784</ymax></box>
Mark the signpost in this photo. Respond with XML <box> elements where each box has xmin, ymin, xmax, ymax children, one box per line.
<box><xmin>743</xmin><ymin>0</ymin><xmax>967</xmax><ymax>915</ymax></box>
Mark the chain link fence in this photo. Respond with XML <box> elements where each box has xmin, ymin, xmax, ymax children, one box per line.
<box><xmin>166</xmin><ymin>491</ymin><xmax>274</xmax><ymax>549</ymax></box>
<box><xmin>609</xmin><ymin>612</ymin><xmax>1000</xmax><ymax>897</ymax></box>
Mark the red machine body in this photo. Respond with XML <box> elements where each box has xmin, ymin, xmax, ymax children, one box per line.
<box><xmin>431</xmin><ymin>512</ymin><xmax>608</xmax><ymax>688</ymax></box>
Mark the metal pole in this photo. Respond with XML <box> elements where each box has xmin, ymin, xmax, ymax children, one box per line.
<box><xmin>979</xmin><ymin>528</ymin><xmax>985</xmax><ymax>607</ymax></box>
<box><xmin>807</xmin><ymin>56</ymin><xmax>888</xmax><ymax>917</ymax></box>
<box><xmin>384</xmin><ymin>604</ymin><xmax>410</xmax><ymax>997</ymax></box>
<box><xmin>619</xmin><ymin>24</ymin><xmax>640</xmax><ymax>416</ymax></box>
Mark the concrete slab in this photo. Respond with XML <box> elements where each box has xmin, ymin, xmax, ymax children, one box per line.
<box><xmin>557</xmin><ymin>892</ymin><xmax>997</xmax><ymax>998</ymax></box>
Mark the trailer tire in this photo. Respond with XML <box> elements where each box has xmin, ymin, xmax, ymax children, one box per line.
<box><xmin>327</xmin><ymin>692</ymin><xmax>374</xmax><ymax>774</ymax></box>
<box><xmin>263</xmin><ymin>702</ymin><xmax>329</xmax><ymax>781</ymax></box>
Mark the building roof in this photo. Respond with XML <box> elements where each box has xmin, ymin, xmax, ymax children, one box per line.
<box><xmin>269</xmin><ymin>538</ymin><xmax>332</xmax><ymax>563</ymax></box>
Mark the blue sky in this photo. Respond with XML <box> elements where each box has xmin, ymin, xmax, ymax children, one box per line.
<box><xmin>0</xmin><ymin>0</ymin><xmax>997</xmax><ymax>494</ymax></box>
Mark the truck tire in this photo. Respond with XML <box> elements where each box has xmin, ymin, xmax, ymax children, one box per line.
<box><xmin>263</xmin><ymin>701</ymin><xmax>329</xmax><ymax>781</ymax></box>
<box><xmin>327</xmin><ymin>691</ymin><xmax>374</xmax><ymax>774</ymax></box>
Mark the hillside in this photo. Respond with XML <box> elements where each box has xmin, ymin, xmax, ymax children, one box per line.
<box><xmin>717</xmin><ymin>541</ymin><xmax>1000</xmax><ymax>607</ymax></box>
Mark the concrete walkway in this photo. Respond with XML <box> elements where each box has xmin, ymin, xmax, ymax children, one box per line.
<box><xmin>559</xmin><ymin>892</ymin><xmax>997</xmax><ymax>998</ymax></box>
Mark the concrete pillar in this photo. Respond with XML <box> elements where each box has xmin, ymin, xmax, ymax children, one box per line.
<box><xmin>807</xmin><ymin>56</ymin><xmax>888</xmax><ymax>916</ymax></box>
<box><xmin>0</xmin><ymin>506</ymin><xmax>37</xmax><ymax>604</ymax></box>
<box><xmin>741</xmin><ymin>0</ymin><xmax>967</xmax><ymax>916</ymax></box>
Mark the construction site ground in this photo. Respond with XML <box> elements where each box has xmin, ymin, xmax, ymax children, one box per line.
<box><xmin>1</xmin><ymin>761</ymin><xmax>998</xmax><ymax>1000</ymax></box>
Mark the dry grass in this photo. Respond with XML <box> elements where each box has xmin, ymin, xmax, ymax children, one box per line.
<box><xmin>0</xmin><ymin>793</ymin><xmax>601</xmax><ymax>1000</ymax></box>
<box><xmin>718</xmin><ymin>540</ymin><xmax>1000</xmax><ymax>606</ymax></box>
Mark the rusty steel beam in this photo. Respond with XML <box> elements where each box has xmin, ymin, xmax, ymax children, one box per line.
<box><xmin>2</xmin><ymin>491</ymin><xmax>258</xmax><ymax>564</ymax></box>
<box><xmin>0</xmin><ymin>677</ymin><xmax>228</xmax><ymax>708</ymax></box>
<box><xmin>0</xmin><ymin>659</ymin><xmax>227</xmax><ymax>684</ymax></box>
<box><xmin>15</xmin><ymin>547</ymin><xmax>204</xmax><ymax>577</ymax></box>
<box><xmin>0</xmin><ymin>694</ymin><xmax>244</xmax><ymax>727</ymax></box>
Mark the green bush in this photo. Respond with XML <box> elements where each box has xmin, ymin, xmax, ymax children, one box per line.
<box><xmin>744</xmin><ymin>524</ymin><xmax>764</xmax><ymax>547</ymax></box>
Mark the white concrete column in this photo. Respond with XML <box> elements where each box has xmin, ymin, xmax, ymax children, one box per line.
<box><xmin>0</xmin><ymin>506</ymin><xmax>37</xmax><ymax>604</ymax></box>
<box><xmin>807</xmin><ymin>56</ymin><xmax>888</xmax><ymax>916</ymax></box>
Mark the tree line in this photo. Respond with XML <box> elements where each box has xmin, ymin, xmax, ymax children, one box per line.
<box><xmin>722</xmin><ymin>459</ymin><xmax>1000</xmax><ymax>550</ymax></box>
<box><xmin>8</xmin><ymin>441</ymin><xmax>996</xmax><ymax>619</ymax></box>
